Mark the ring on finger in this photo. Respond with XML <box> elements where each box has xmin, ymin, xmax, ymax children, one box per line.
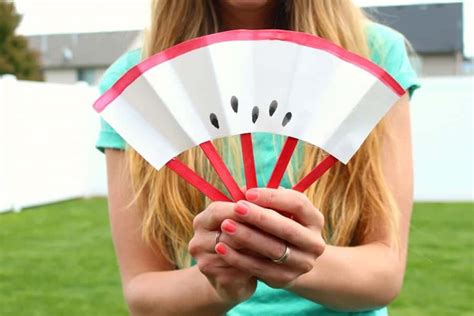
<box><xmin>272</xmin><ymin>243</ymin><xmax>290</xmax><ymax>264</ymax></box>
<box><xmin>215</xmin><ymin>230</ymin><xmax>222</xmax><ymax>247</ymax></box>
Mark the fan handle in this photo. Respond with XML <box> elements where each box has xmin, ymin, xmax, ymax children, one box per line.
<box><xmin>200</xmin><ymin>141</ymin><xmax>246</xmax><ymax>201</ymax></box>
<box><xmin>166</xmin><ymin>158</ymin><xmax>231</xmax><ymax>202</ymax></box>
<box><xmin>267</xmin><ymin>136</ymin><xmax>338</xmax><ymax>191</ymax></box>
<box><xmin>267</xmin><ymin>137</ymin><xmax>299</xmax><ymax>188</ymax></box>
<box><xmin>166</xmin><ymin>137</ymin><xmax>338</xmax><ymax>201</ymax></box>
<box><xmin>292</xmin><ymin>155</ymin><xmax>338</xmax><ymax>192</ymax></box>
<box><xmin>240</xmin><ymin>133</ymin><xmax>257</xmax><ymax>189</ymax></box>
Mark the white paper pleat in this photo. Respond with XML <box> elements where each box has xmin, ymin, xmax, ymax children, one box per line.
<box><xmin>99</xmin><ymin>38</ymin><xmax>401</xmax><ymax>171</ymax></box>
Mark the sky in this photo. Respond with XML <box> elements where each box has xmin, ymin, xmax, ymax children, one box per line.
<box><xmin>13</xmin><ymin>0</ymin><xmax>473</xmax><ymax>56</ymax></box>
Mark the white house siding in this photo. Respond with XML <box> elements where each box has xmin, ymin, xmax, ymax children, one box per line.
<box><xmin>44</xmin><ymin>69</ymin><xmax>77</xmax><ymax>84</ymax></box>
<box><xmin>420</xmin><ymin>55</ymin><xmax>466</xmax><ymax>76</ymax></box>
<box><xmin>43</xmin><ymin>67</ymin><xmax>108</xmax><ymax>86</ymax></box>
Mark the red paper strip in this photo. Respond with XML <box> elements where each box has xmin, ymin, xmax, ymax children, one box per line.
<box><xmin>200</xmin><ymin>141</ymin><xmax>246</xmax><ymax>201</ymax></box>
<box><xmin>166</xmin><ymin>158</ymin><xmax>230</xmax><ymax>201</ymax></box>
<box><xmin>292</xmin><ymin>155</ymin><xmax>338</xmax><ymax>192</ymax></box>
<box><xmin>240</xmin><ymin>133</ymin><xmax>257</xmax><ymax>189</ymax></box>
<box><xmin>94</xmin><ymin>30</ymin><xmax>404</xmax><ymax>113</ymax></box>
<box><xmin>267</xmin><ymin>137</ymin><xmax>299</xmax><ymax>189</ymax></box>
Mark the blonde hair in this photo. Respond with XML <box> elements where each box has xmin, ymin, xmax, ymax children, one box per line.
<box><xmin>127</xmin><ymin>0</ymin><xmax>399</xmax><ymax>268</ymax></box>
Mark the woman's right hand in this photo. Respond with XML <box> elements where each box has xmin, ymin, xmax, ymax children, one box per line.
<box><xmin>189</xmin><ymin>201</ymin><xmax>257</xmax><ymax>304</ymax></box>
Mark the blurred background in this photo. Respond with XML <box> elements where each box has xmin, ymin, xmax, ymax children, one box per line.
<box><xmin>0</xmin><ymin>0</ymin><xmax>472</xmax><ymax>315</ymax></box>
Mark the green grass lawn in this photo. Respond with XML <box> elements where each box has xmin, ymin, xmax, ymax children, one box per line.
<box><xmin>0</xmin><ymin>199</ymin><xmax>472</xmax><ymax>315</ymax></box>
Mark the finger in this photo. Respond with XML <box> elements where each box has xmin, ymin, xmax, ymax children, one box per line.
<box><xmin>193</xmin><ymin>201</ymin><xmax>237</xmax><ymax>230</ymax></box>
<box><xmin>215</xmin><ymin>242</ymin><xmax>301</xmax><ymax>289</ymax></box>
<box><xmin>189</xmin><ymin>230</ymin><xmax>243</xmax><ymax>256</ymax></box>
<box><xmin>189</xmin><ymin>231</ymin><xmax>219</xmax><ymax>256</ymax></box>
<box><xmin>233</xmin><ymin>200</ymin><xmax>325</xmax><ymax>255</ymax></box>
<box><xmin>221</xmin><ymin>219</ymin><xmax>314</xmax><ymax>272</ymax></box>
<box><xmin>222</xmin><ymin>219</ymin><xmax>284</xmax><ymax>260</ymax></box>
<box><xmin>195</xmin><ymin>252</ymin><xmax>231</xmax><ymax>274</ymax></box>
<box><xmin>219</xmin><ymin>231</ymin><xmax>246</xmax><ymax>251</ymax></box>
<box><xmin>245</xmin><ymin>187</ymin><xmax>323</xmax><ymax>226</ymax></box>
<box><xmin>218</xmin><ymin>231</ymin><xmax>266</xmax><ymax>258</ymax></box>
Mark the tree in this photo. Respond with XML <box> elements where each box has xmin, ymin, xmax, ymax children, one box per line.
<box><xmin>0</xmin><ymin>0</ymin><xmax>43</xmax><ymax>80</ymax></box>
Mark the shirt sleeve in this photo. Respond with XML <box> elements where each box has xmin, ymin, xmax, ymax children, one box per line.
<box><xmin>95</xmin><ymin>48</ymin><xmax>142</xmax><ymax>153</ymax></box>
<box><xmin>367</xmin><ymin>23</ymin><xmax>421</xmax><ymax>98</ymax></box>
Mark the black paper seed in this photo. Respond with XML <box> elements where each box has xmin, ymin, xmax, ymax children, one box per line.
<box><xmin>210</xmin><ymin>113</ymin><xmax>219</xmax><ymax>129</ymax></box>
<box><xmin>230</xmin><ymin>96</ymin><xmax>238</xmax><ymax>113</ymax></box>
<box><xmin>282</xmin><ymin>112</ymin><xmax>292</xmax><ymax>127</ymax></box>
<box><xmin>252</xmin><ymin>106</ymin><xmax>259</xmax><ymax>123</ymax></box>
<box><xmin>269</xmin><ymin>100</ymin><xmax>278</xmax><ymax>116</ymax></box>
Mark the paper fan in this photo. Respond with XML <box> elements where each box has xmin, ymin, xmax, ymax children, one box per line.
<box><xmin>93</xmin><ymin>29</ymin><xmax>405</xmax><ymax>202</ymax></box>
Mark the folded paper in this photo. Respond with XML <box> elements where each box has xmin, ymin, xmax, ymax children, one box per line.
<box><xmin>93</xmin><ymin>29</ymin><xmax>404</xmax><ymax>200</ymax></box>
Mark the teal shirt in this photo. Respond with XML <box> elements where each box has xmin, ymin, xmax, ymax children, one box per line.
<box><xmin>95</xmin><ymin>23</ymin><xmax>420</xmax><ymax>315</ymax></box>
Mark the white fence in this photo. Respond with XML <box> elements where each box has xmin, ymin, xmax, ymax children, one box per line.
<box><xmin>0</xmin><ymin>76</ymin><xmax>106</xmax><ymax>212</ymax></box>
<box><xmin>0</xmin><ymin>75</ymin><xmax>472</xmax><ymax>212</ymax></box>
<box><xmin>410</xmin><ymin>76</ymin><xmax>473</xmax><ymax>201</ymax></box>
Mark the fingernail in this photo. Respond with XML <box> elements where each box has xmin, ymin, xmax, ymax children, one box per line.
<box><xmin>222</xmin><ymin>220</ymin><xmax>237</xmax><ymax>234</ymax></box>
<box><xmin>246</xmin><ymin>189</ymin><xmax>258</xmax><ymax>201</ymax></box>
<box><xmin>215</xmin><ymin>243</ymin><xmax>227</xmax><ymax>255</ymax></box>
<box><xmin>235</xmin><ymin>201</ymin><xmax>249</xmax><ymax>216</ymax></box>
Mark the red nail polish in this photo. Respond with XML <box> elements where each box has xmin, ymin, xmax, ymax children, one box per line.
<box><xmin>235</xmin><ymin>202</ymin><xmax>249</xmax><ymax>215</ymax></box>
<box><xmin>215</xmin><ymin>244</ymin><xmax>227</xmax><ymax>255</ymax></box>
<box><xmin>246</xmin><ymin>189</ymin><xmax>258</xmax><ymax>201</ymax></box>
<box><xmin>222</xmin><ymin>220</ymin><xmax>237</xmax><ymax>234</ymax></box>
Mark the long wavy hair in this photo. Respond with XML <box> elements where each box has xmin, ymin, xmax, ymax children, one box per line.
<box><xmin>126</xmin><ymin>0</ymin><xmax>399</xmax><ymax>268</ymax></box>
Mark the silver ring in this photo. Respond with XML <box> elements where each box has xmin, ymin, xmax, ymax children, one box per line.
<box><xmin>215</xmin><ymin>231</ymin><xmax>222</xmax><ymax>246</ymax></box>
<box><xmin>272</xmin><ymin>243</ymin><xmax>290</xmax><ymax>264</ymax></box>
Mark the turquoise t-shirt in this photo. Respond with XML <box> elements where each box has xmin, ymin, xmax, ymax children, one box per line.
<box><xmin>95</xmin><ymin>23</ymin><xmax>420</xmax><ymax>315</ymax></box>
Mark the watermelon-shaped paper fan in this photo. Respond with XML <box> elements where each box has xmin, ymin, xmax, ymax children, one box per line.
<box><xmin>93</xmin><ymin>29</ymin><xmax>405</xmax><ymax>202</ymax></box>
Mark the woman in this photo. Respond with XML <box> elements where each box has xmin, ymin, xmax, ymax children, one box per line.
<box><xmin>96</xmin><ymin>0</ymin><xmax>420</xmax><ymax>315</ymax></box>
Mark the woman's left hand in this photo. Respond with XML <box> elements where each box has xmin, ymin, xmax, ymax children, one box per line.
<box><xmin>215</xmin><ymin>187</ymin><xmax>326</xmax><ymax>289</ymax></box>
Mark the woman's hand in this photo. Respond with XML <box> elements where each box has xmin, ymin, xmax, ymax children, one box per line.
<box><xmin>188</xmin><ymin>202</ymin><xmax>257</xmax><ymax>305</ymax></box>
<box><xmin>216</xmin><ymin>187</ymin><xmax>326</xmax><ymax>289</ymax></box>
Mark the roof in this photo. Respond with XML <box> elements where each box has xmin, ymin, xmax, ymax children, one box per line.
<box><xmin>365</xmin><ymin>2</ymin><xmax>463</xmax><ymax>54</ymax></box>
<box><xmin>27</xmin><ymin>30</ymin><xmax>141</xmax><ymax>69</ymax></box>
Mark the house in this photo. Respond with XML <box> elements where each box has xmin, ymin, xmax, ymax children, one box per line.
<box><xmin>27</xmin><ymin>2</ymin><xmax>471</xmax><ymax>85</ymax></box>
<box><xmin>366</xmin><ymin>2</ymin><xmax>472</xmax><ymax>76</ymax></box>
<box><xmin>27</xmin><ymin>30</ymin><xmax>141</xmax><ymax>85</ymax></box>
